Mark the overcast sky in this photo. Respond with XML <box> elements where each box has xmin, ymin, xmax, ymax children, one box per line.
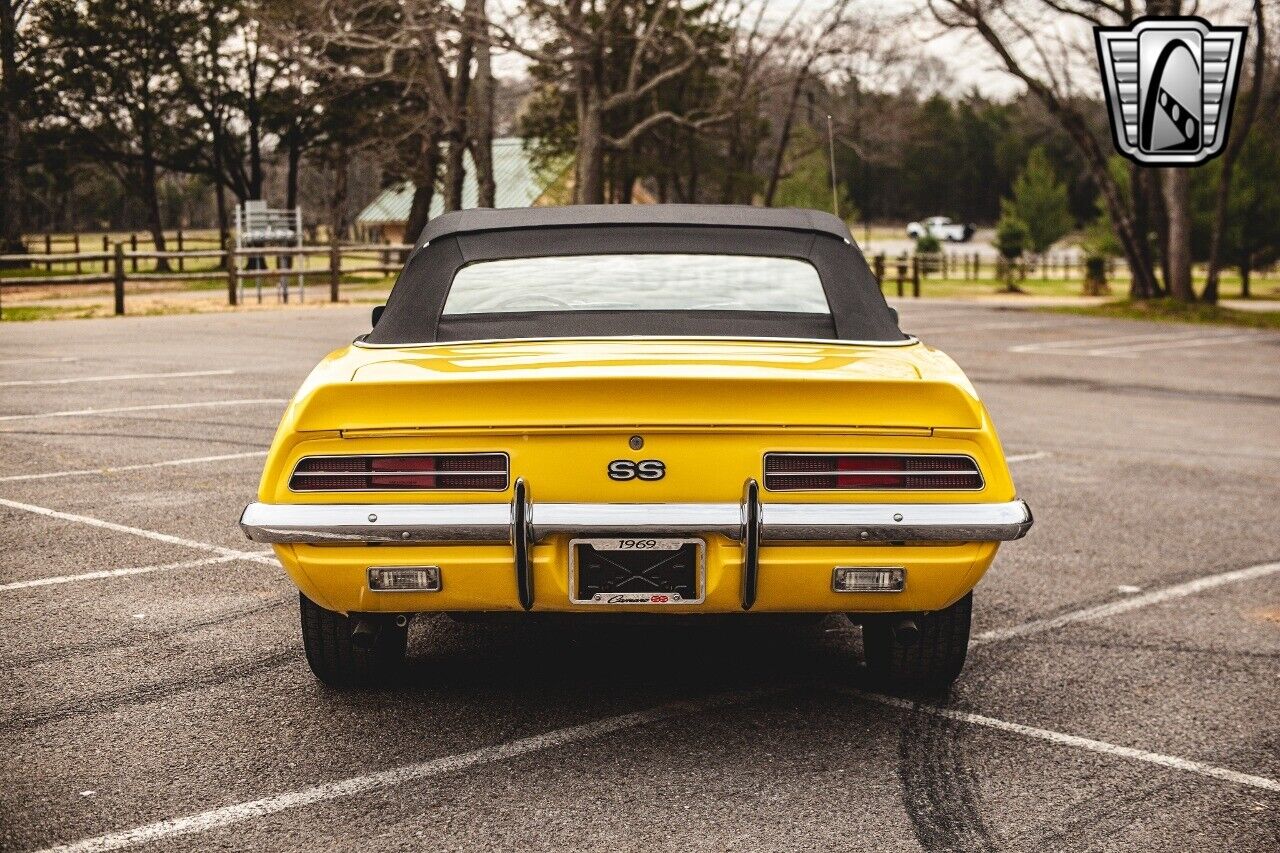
<box><xmin>494</xmin><ymin>0</ymin><xmax>1258</xmax><ymax>101</ymax></box>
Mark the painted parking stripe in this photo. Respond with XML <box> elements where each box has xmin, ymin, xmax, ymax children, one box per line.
<box><xmin>1009</xmin><ymin>329</ymin><xmax>1262</xmax><ymax>358</ymax></box>
<box><xmin>1009</xmin><ymin>330</ymin><xmax>1204</xmax><ymax>353</ymax></box>
<box><xmin>1005</xmin><ymin>450</ymin><xmax>1049</xmax><ymax>463</ymax></box>
<box><xmin>849</xmin><ymin>689</ymin><xmax>1280</xmax><ymax>794</ymax></box>
<box><xmin>909</xmin><ymin>320</ymin><xmax>1059</xmax><ymax>336</ymax></box>
<box><xmin>0</xmin><ymin>451</ymin><xmax>267</xmax><ymax>483</ymax></box>
<box><xmin>971</xmin><ymin>560</ymin><xmax>1280</xmax><ymax>646</ymax></box>
<box><xmin>32</xmin><ymin>689</ymin><xmax>771</xmax><ymax>853</ymax></box>
<box><xmin>0</xmin><ymin>369</ymin><xmax>236</xmax><ymax>387</ymax></box>
<box><xmin>0</xmin><ymin>398</ymin><xmax>286</xmax><ymax>423</ymax></box>
<box><xmin>0</xmin><ymin>356</ymin><xmax>79</xmax><ymax>365</ymax></box>
<box><xmin>0</xmin><ymin>552</ymin><xmax>275</xmax><ymax>592</ymax></box>
<box><xmin>0</xmin><ymin>497</ymin><xmax>276</xmax><ymax>566</ymax></box>
<box><xmin>1086</xmin><ymin>332</ymin><xmax>1261</xmax><ymax>357</ymax></box>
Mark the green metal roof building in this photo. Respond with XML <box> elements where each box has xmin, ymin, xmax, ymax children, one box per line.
<box><xmin>355</xmin><ymin>138</ymin><xmax>558</xmax><ymax>243</ymax></box>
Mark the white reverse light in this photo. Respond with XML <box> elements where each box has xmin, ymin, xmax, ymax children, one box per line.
<box><xmin>368</xmin><ymin>566</ymin><xmax>441</xmax><ymax>592</ymax></box>
<box><xmin>832</xmin><ymin>567</ymin><xmax>905</xmax><ymax>593</ymax></box>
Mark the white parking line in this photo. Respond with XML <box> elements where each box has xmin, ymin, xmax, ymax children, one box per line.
<box><xmin>1009</xmin><ymin>330</ymin><xmax>1202</xmax><ymax>353</ymax></box>
<box><xmin>850</xmin><ymin>689</ymin><xmax>1280</xmax><ymax>794</ymax></box>
<box><xmin>0</xmin><ymin>369</ymin><xmax>236</xmax><ymax>388</ymax></box>
<box><xmin>1005</xmin><ymin>451</ymin><xmax>1049</xmax><ymax>463</ymax></box>
<box><xmin>0</xmin><ymin>398</ymin><xmax>286</xmax><ymax>423</ymax></box>
<box><xmin>0</xmin><ymin>552</ymin><xmax>275</xmax><ymax>592</ymax></box>
<box><xmin>0</xmin><ymin>451</ymin><xmax>268</xmax><ymax>482</ymax></box>
<box><xmin>33</xmin><ymin>690</ymin><xmax>770</xmax><ymax>853</ymax></box>
<box><xmin>1009</xmin><ymin>329</ymin><xmax>1261</xmax><ymax>358</ymax></box>
<box><xmin>0</xmin><ymin>356</ymin><xmax>79</xmax><ymax>365</ymax></box>
<box><xmin>971</xmin><ymin>560</ymin><xmax>1280</xmax><ymax>646</ymax></box>
<box><xmin>0</xmin><ymin>497</ymin><xmax>276</xmax><ymax>566</ymax></box>
<box><xmin>909</xmin><ymin>320</ymin><xmax>1058</xmax><ymax>336</ymax></box>
<box><xmin>1087</xmin><ymin>332</ymin><xmax>1260</xmax><ymax>358</ymax></box>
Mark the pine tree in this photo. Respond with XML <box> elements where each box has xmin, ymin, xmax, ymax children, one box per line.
<box><xmin>1004</xmin><ymin>147</ymin><xmax>1073</xmax><ymax>255</ymax></box>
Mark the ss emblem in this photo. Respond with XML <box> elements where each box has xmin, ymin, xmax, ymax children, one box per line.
<box><xmin>608</xmin><ymin>459</ymin><xmax>666</xmax><ymax>481</ymax></box>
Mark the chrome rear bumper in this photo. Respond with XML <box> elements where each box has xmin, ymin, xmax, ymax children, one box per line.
<box><xmin>240</xmin><ymin>494</ymin><xmax>1033</xmax><ymax>545</ymax></box>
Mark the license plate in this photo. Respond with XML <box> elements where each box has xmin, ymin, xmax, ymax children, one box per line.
<box><xmin>569</xmin><ymin>537</ymin><xmax>705</xmax><ymax>605</ymax></box>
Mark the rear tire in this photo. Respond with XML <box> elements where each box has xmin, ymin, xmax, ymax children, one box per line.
<box><xmin>862</xmin><ymin>592</ymin><xmax>972</xmax><ymax>695</ymax></box>
<box><xmin>299</xmin><ymin>593</ymin><xmax>407</xmax><ymax>689</ymax></box>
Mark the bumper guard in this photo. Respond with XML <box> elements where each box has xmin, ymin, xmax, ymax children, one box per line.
<box><xmin>240</xmin><ymin>486</ymin><xmax>1032</xmax><ymax>611</ymax></box>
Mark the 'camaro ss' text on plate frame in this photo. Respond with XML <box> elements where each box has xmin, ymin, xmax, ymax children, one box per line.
<box><xmin>568</xmin><ymin>537</ymin><xmax>706</xmax><ymax>605</ymax></box>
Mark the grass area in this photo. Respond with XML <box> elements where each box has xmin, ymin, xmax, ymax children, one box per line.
<box><xmin>0</xmin><ymin>304</ymin><xmax>100</xmax><ymax>321</ymax></box>
<box><xmin>882</xmin><ymin>276</ymin><xmax>1086</xmax><ymax>299</ymax></box>
<box><xmin>1046</xmin><ymin>298</ymin><xmax>1280</xmax><ymax>330</ymax></box>
<box><xmin>884</xmin><ymin>273</ymin><xmax>1279</xmax><ymax>301</ymax></box>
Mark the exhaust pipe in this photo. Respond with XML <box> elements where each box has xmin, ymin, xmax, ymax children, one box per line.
<box><xmin>893</xmin><ymin>618</ymin><xmax>920</xmax><ymax>645</ymax></box>
<box><xmin>350</xmin><ymin>618</ymin><xmax>378</xmax><ymax>649</ymax></box>
<box><xmin>394</xmin><ymin>614</ymin><xmax>410</xmax><ymax>628</ymax></box>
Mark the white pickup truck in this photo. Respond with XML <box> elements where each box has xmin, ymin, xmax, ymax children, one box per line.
<box><xmin>906</xmin><ymin>216</ymin><xmax>976</xmax><ymax>243</ymax></box>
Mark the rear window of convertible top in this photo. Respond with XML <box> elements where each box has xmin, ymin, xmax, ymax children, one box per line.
<box><xmin>441</xmin><ymin>254</ymin><xmax>831</xmax><ymax>315</ymax></box>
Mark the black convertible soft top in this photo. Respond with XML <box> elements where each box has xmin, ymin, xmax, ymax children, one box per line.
<box><xmin>364</xmin><ymin>205</ymin><xmax>904</xmax><ymax>345</ymax></box>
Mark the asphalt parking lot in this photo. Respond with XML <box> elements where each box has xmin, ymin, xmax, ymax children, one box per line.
<box><xmin>1</xmin><ymin>302</ymin><xmax>1277</xmax><ymax>852</ymax></box>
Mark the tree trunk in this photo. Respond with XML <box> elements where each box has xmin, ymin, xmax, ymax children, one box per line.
<box><xmin>403</xmin><ymin>128</ymin><xmax>443</xmax><ymax>244</ymax></box>
<box><xmin>1129</xmin><ymin>166</ymin><xmax>1155</xmax><ymax>298</ymax></box>
<box><xmin>0</xmin><ymin>0</ymin><xmax>24</xmax><ymax>256</ymax></box>
<box><xmin>468</xmin><ymin>0</ymin><xmax>495</xmax><ymax>208</ymax></box>
<box><xmin>246</xmin><ymin>51</ymin><xmax>264</xmax><ymax>201</ymax></box>
<box><xmin>285</xmin><ymin>129</ymin><xmax>302</xmax><ymax>211</ymax></box>
<box><xmin>214</xmin><ymin>177</ymin><xmax>229</xmax><ymax>269</ymax></box>
<box><xmin>764</xmin><ymin>68</ymin><xmax>809</xmax><ymax>206</ymax></box>
<box><xmin>1161</xmin><ymin>168</ymin><xmax>1193</xmax><ymax>301</ymax></box>
<box><xmin>140</xmin><ymin>153</ymin><xmax>172</xmax><ymax>273</ymax></box>
<box><xmin>1150</xmin><ymin>171</ymin><xmax>1172</xmax><ymax>295</ymax></box>
<box><xmin>329</xmin><ymin>149</ymin><xmax>349</xmax><ymax>244</ymax></box>
<box><xmin>577</xmin><ymin>84</ymin><xmax>606</xmax><ymax>204</ymax></box>
<box><xmin>444</xmin><ymin>6</ymin><xmax>477</xmax><ymax>212</ymax></box>
<box><xmin>1240</xmin><ymin>257</ymin><xmax>1251</xmax><ymax>298</ymax></box>
<box><xmin>617</xmin><ymin>155</ymin><xmax>634</xmax><ymax>204</ymax></box>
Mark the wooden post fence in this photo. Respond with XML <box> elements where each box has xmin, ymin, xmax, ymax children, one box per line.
<box><xmin>895</xmin><ymin>254</ymin><xmax>906</xmax><ymax>297</ymax></box>
<box><xmin>129</xmin><ymin>234</ymin><xmax>138</xmax><ymax>272</ymax></box>
<box><xmin>873</xmin><ymin>253</ymin><xmax>885</xmax><ymax>287</ymax></box>
<box><xmin>74</xmin><ymin>233</ymin><xmax>82</xmax><ymax>274</ymax></box>
<box><xmin>44</xmin><ymin>233</ymin><xmax>52</xmax><ymax>272</ymax></box>
<box><xmin>911</xmin><ymin>255</ymin><xmax>921</xmax><ymax>297</ymax></box>
<box><xmin>176</xmin><ymin>229</ymin><xmax>184</xmax><ymax>272</ymax></box>
<box><xmin>102</xmin><ymin>235</ymin><xmax>110</xmax><ymax>273</ymax></box>
<box><xmin>113</xmin><ymin>243</ymin><xmax>126</xmax><ymax>315</ymax></box>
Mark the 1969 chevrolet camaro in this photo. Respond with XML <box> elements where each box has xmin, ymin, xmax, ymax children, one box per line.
<box><xmin>240</xmin><ymin>205</ymin><xmax>1032</xmax><ymax>691</ymax></box>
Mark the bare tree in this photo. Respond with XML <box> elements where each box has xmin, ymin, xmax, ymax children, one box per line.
<box><xmin>36</xmin><ymin>0</ymin><xmax>202</xmax><ymax>270</ymax></box>
<box><xmin>762</xmin><ymin>1</ymin><xmax>852</xmax><ymax>206</ymax></box>
<box><xmin>927</xmin><ymin>0</ymin><xmax>1166</xmax><ymax>298</ymax></box>
<box><xmin>470</xmin><ymin>0</ymin><xmax>497</xmax><ymax>207</ymax></box>
<box><xmin>311</xmin><ymin>0</ymin><xmax>496</xmax><ymax>216</ymax></box>
<box><xmin>500</xmin><ymin>1</ymin><xmax>731</xmax><ymax>204</ymax></box>
<box><xmin>0</xmin><ymin>0</ymin><xmax>27</xmax><ymax>255</ymax></box>
<box><xmin>1202</xmin><ymin>0</ymin><xmax>1266</xmax><ymax>303</ymax></box>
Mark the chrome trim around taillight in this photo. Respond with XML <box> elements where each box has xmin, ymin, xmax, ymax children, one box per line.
<box><xmin>288</xmin><ymin>452</ymin><xmax>510</xmax><ymax>492</ymax></box>
<box><xmin>763</xmin><ymin>452</ymin><xmax>985</xmax><ymax>492</ymax></box>
<box><xmin>240</xmin><ymin>498</ymin><xmax>1032</xmax><ymax>544</ymax></box>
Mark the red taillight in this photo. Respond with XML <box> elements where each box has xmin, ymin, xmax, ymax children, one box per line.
<box><xmin>764</xmin><ymin>454</ymin><xmax>982</xmax><ymax>491</ymax></box>
<box><xmin>290</xmin><ymin>454</ymin><xmax>508</xmax><ymax>491</ymax></box>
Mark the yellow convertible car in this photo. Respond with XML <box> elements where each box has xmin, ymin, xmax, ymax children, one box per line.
<box><xmin>241</xmin><ymin>205</ymin><xmax>1032</xmax><ymax>691</ymax></box>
